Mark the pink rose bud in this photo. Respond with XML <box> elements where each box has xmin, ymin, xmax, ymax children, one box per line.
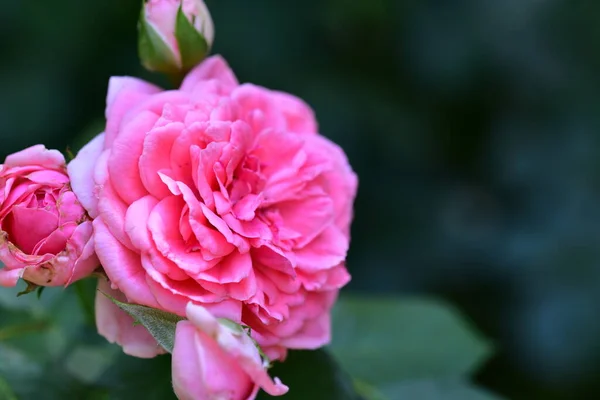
<box><xmin>172</xmin><ymin>302</ymin><xmax>289</xmax><ymax>400</ymax></box>
<box><xmin>0</xmin><ymin>145</ymin><xmax>98</xmax><ymax>287</ymax></box>
<box><xmin>140</xmin><ymin>0</ymin><xmax>214</xmax><ymax>75</ymax></box>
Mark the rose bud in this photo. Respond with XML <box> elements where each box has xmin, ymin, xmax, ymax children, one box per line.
<box><xmin>139</xmin><ymin>0</ymin><xmax>214</xmax><ymax>75</ymax></box>
<box><xmin>0</xmin><ymin>145</ymin><xmax>98</xmax><ymax>287</ymax></box>
<box><xmin>172</xmin><ymin>302</ymin><xmax>288</xmax><ymax>400</ymax></box>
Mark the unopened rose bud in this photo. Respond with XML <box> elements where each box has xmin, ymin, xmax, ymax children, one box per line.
<box><xmin>172</xmin><ymin>303</ymin><xmax>289</xmax><ymax>400</ymax></box>
<box><xmin>139</xmin><ymin>0</ymin><xmax>214</xmax><ymax>76</ymax></box>
<box><xmin>0</xmin><ymin>146</ymin><xmax>98</xmax><ymax>288</ymax></box>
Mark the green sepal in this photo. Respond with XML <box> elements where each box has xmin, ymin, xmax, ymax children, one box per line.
<box><xmin>218</xmin><ymin>318</ymin><xmax>272</xmax><ymax>368</ymax></box>
<box><xmin>138</xmin><ymin>4</ymin><xmax>179</xmax><ymax>74</ymax></box>
<box><xmin>175</xmin><ymin>4</ymin><xmax>210</xmax><ymax>73</ymax></box>
<box><xmin>17</xmin><ymin>281</ymin><xmax>39</xmax><ymax>297</ymax></box>
<box><xmin>217</xmin><ymin>317</ymin><xmax>245</xmax><ymax>334</ymax></box>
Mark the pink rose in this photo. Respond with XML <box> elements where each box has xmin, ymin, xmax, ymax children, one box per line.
<box><xmin>70</xmin><ymin>55</ymin><xmax>357</xmax><ymax>358</ymax></box>
<box><xmin>173</xmin><ymin>302</ymin><xmax>288</xmax><ymax>400</ymax></box>
<box><xmin>0</xmin><ymin>145</ymin><xmax>98</xmax><ymax>287</ymax></box>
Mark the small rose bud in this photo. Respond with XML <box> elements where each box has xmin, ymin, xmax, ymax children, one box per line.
<box><xmin>139</xmin><ymin>0</ymin><xmax>214</xmax><ymax>76</ymax></box>
<box><xmin>0</xmin><ymin>146</ymin><xmax>98</xmax><ymax>288</ymax></box>
<box><xmin>172</xmin><ymin>303</ymin><xmax>289</xmax><ymax>400</ymax></box>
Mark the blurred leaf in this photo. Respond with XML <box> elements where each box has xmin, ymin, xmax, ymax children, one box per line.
<box><xmin>0</xmin><ymin>343</ymin><xmax>98</xmax><ymax>399</ymax></box>
<box><xmin>0</xmin><ymin>284</ymin><xmax>101</xmax><ymax>399</ymax></box>
<box><xmin>257</xmin><ymin>349</ymin><xmax>363</xmax><ymax>400</ymax></box>
<box><xmin>0</xmin><ymin>375</ymin><xmax>17</xmax><ymax>400</ymax></box>
<box><xmin>354</xmin><ymin>380</ymin><xmax>388</xmax><ymax>400</ymax></box>
<box><xmin>0</xmin><ymin>320</ymin><xmax>51</xmax><ymax>341</ymax></box>
<box><xmin>95</xmin><ymin>352</ymin><xmax>176</xmax><ymax>400</ymax></box>
<box><xmin>330</xmin><ymin>296</ymin><xmax>493</xmax><ymax>386</ymax></box>
<box><xmin>74</xmin><ymin>278</ymin><xmax>98</xmax><ymax>326</ymax></box>
<box><xmin>65</xmin><ymin>344</ymin><xmax>119</xmax><ymax>384</ymax></box>
<box><xmin>0</xmin><ymin>303</ymin><xmax>54</xmax><ymax>362</ymax></box>
<box><xmin>104</xmin><ymin>294</ymin><xmax>184</xmax><ymax>353</ymax></box>
<box><xmin>0</xmin><ymin>344</ymin><xmax>43</xmax><ymax>399</ymax></box>
<box><xmin>381</xmin><ymin>380</ymin><xmax>505</xmax><ymax>400</ymax></box>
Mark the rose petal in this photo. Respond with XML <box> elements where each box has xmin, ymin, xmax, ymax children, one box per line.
<box><xmin>180</xmin><ymin>55</ymin><xmax>239</xmax><ymax>94</ymax></box>
<box><xmin>276</xmin><ymin>195</ymin><xmax>333</xmax><ymax>247</ymax></box>
<box><xmin>105</xmin><ymin>77</ymin><xmax>162</xmax><ymax>147</ymax></box>
<box><xmin>196</xmin><ymin>251</ymin><xmax>252</xmax><ymax>284</ymax></box>
<box><xmin>67</xmin><ymin>221</ymin><xmax>100</xmax><ymax>285</ymax></box>
<box><xmin>0</xmin><ymin>266</ymin><xmax>22</xmax><ymax>287</ymax></box>
<box><xmin>4</xmin><ymin>145</ymin><xmax>66</xmax><ymax>170</ymax></box>
<box><xmin>108</xmin><ymin>111</ymin><xmax>160</xmax><ymax>204</ymax></box>
<box><xmin>93</xmin><ymin>218</ymin><xmax>159</xmax><ymax>308</ymax></box>
<box><xmin>26</xmin><ymin>170</ymin><xmax>69</xmax><ymax>185</ymax></box>
<box><xmin>294</xmin><ymin>226</ymin><xmax>348</xmax><ymax>272</ymax></box>
<box><xmin>125</xmin><ymin>195</ymin><xmax>158</xmax><ymax>252</ymax></box>
<box><xmin>97</xmin><ymin>180</ymin><xmax>136</xmax><ymax>250</ymax></box>
<box><xmin>148</xmin><ymin>196</ymin><xmax>216</xmax><ymax>275</ymax></box>
<box><xmin>270</xmin><ymin>91</ymin><xmax>318</xmax><ymax>134</ymax></box>
<box><xmin>68</xmin><ymin>133</ymin><xmax>106</xmax><ymax>218</ymax></box>
<box><xmin>6</xmin><ymin>205</ymin><xmax>59</xmax><ymax>254</ymax></box>
<box><xmin>139</xmin><ymin>122</ymin><xmax>185</xmax><ymax>199</ymax></box>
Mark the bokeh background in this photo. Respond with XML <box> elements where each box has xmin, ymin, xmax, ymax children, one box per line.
<box><xmin>2</xmin><ymin>1</ymin><xmax>600</xmax><ymax>399</ymax></box>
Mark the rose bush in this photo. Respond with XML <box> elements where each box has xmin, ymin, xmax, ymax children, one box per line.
<box><xmin>173</xmin><ymin>302</ymin><xmax>288</xmax><ymax>400</ymax></box>
<box><xmin>0</xmin><ymin>145</ymin><xmax>98</xmax><ymax>287</ymax></box>
<box><xmin>70</xmin><ymin>55</ymin><xmax>357</xmax><ymax>359</ymax></box>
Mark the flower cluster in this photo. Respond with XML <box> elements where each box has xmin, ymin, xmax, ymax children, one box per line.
<box><xmin>0</xmin><ymin>1</ymin><xmax>357</xmax><ymax>399</ymax></box>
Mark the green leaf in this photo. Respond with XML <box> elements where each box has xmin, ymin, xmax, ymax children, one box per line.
<box><xmin>330</xmin><ymin>297</ymin><xmax>493</xmax><ymax>387</ymax></box>
<box><xmin>103</xmin><ymin>294</ymin><xmax>184</xmax><ymax>353</ymax></box>
<box><xmin>381</xmin><ymin>380</ymin><xmax>505</xmax><ymax>400</ymax></box>
<box><xmin>0</xmin><ymin>284</ymin><xmax>114</xmax><ymax>399</ymax></box>
<box><xmin>256</xmin><ymin>350</ymin><xmax>364</xmax><ymax>400</ymax></box>
<box><xmin>175</xmin><ymin>4</ymin><xmax>209</xmax><ymax>73</ymax></box>
<box><xmin>138</xmin><ymin>5</ymin><xmax>178</xmax><ymax>74</ymax></box>
<box><xmin>0</xmin><ymin>375</ymin><xmax>18</xmax><ymax>400</ymax></box>
<box><xmin>64</xmin><ymin>345</ymin><xmax>120</xmax><ymax>384</ymax></box>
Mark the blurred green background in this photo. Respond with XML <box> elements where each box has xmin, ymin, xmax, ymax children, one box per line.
<box><xmin>2</xmin><ymin>1</ymin><xmax>600</xmax><ymax>399</ymax></box>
